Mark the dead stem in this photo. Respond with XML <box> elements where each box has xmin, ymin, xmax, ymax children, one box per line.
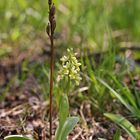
<box><xmin>46</xmin><ymin>0</ymin><xmax>56</xmax><ymax>140</ymax></box>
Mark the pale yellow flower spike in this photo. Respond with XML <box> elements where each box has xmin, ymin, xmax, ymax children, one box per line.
<box><xmin>59</xmin><ymin>48</ymin><xmax>82</xmax><ymax>85</ymax></box>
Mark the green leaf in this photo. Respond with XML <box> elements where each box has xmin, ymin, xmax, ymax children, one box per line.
<box><xmin>98</xmin><ymin>78</ymin><xmax>135</xmax><ymax>114</ymax></box>
<box><xmin>110</xmin><ymin>75</ymin><xmax>137</xmax><ymax>109</ymax></box>
<box><xmin>4</xmin><ymin>135</ymin><xmax>33</xmax><ymax>140</ymax></box>
<box><xmin>55</xmin><ymin>95</ymin><xmax>69</xmax><ymax>140</ymax></box>
<box><xmin>113</xmin><ymin>128</ymin><xmax>121</xmax><ymax>140</ymax></box>
<box><xmin>104</xmin><ymin>113</ymin><xmax>140</xmax><ymax>140</ymax></box>
<box><xmin>59</xmin><ymin>94</ymin><xmax>69</xmax><ymax>126</ymax></box>
<box><xmin>60</xmin><ymin>117</ymin><xmax>79</xmax><ymax>140</ymax></box>
<box><xmin>98</xmin><ymin>78</ymin><xmax>140</xmax><ymax>119</ymax></box>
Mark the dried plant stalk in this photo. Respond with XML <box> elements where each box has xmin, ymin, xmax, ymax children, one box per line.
<box><xmin>46</xmin><ymin>0</ymin><xmax>56</xmax><ymax>140</ymax></box>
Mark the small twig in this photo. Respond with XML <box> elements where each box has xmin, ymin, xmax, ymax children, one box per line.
<box><xmin>72</xmin><ymin>128</ymin><xmax>82</xmax><ymax>140</ymax></box>
<box><xmin>46</xmin><ymin>0</ymin><xmax>56</xmax><ymax>140</ymax></box>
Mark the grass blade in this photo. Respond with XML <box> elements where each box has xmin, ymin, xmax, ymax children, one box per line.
<box><xmin>113</xmin><ymin>128</ymin><xmax>121</xmax><ymax>140</ymax></box>
<box><xmin>98</xmin><ymin>78</ymin><xmax>134</xmax><ymax>113</ymax></box>
<box><xmin>104</xmin><ymin>113</ymin><xmax>140</xmax><ymax>140</ymax></box>
<box><xmin>4</xmin><ymin>135</ymin><xmax>32</xmax><ymax>140</ymax></box>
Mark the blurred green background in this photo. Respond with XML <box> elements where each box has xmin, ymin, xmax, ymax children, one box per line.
<box><xmin>1</xmin><ymin>0</ymin><xmax>140</xmax><ymax>46</ymax></box>
<box><xmin>0</xmin><ymin>0</ymin><xmax>140</xmax><ymax>109</ymax></box>
<box><xmin>1</xmin><ymin>1</ymin><xmax>140</xmax><ymax>137</ymax></box>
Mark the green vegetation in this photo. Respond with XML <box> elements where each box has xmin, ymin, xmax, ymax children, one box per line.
<box><xmin>4</xmin><ymin>135</ymin><xmax>33</xmax><ymax>140</ymax></box>
<box><xmin>105</xmin><ymin>113</ymin><xmax>140</xmax><ymax>140</ymax></box>
<box><xmin>55</xmin><ymin>48</ymin><xmax>81</xmax><ymax>140</ymax></box>
<box><xmin>1</xmin><ymin>0</ymin><xmax>140</xmax><ymax>139</ymax></box>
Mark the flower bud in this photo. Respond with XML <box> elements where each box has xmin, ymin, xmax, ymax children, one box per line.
<box><xmin>50</xmin><ymin>4</ymin><xmax>56</xmax><ymax>17</ymax></box>
<box><xmin>46</xmin><ymin>23</ymin><xmax>50</xmax><ymax>36</ymax></box>
<box><xmin>52</xmin><ymin>19</ymin><xmax>56</xmax><ymax>34</ymax></box>
<box><xmin>48</xmin><ymin>0</ymin><xmax>52</xmax><ymax>6</ymax></box>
